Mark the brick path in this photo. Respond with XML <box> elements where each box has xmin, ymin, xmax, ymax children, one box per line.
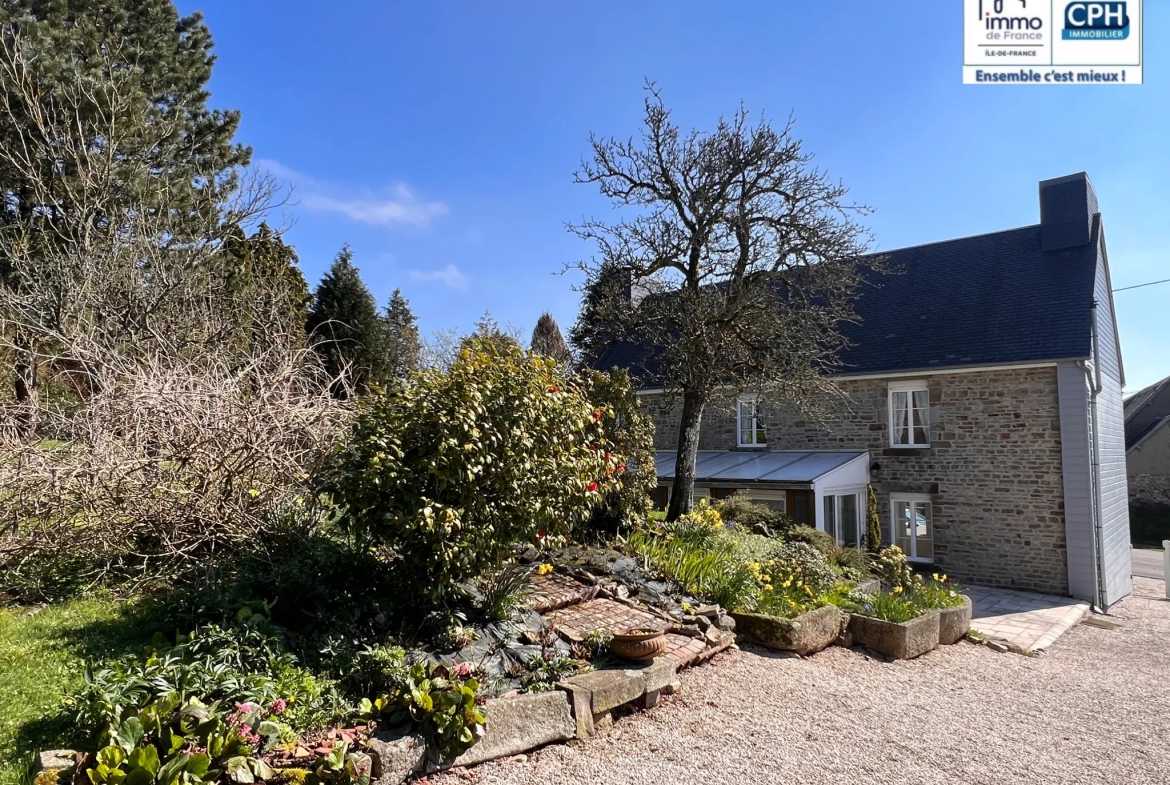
<box><xmin>528</xmin><ymin>572</ymin><xmax>595</xmax><ymax>613</ymax></box>
<box><xmin>544</xmin><ymin>598</ymin><xmax>661</xmax><ymax>637</ymax></box>
<box><xmin>965</xmin><ymin>585</ymin><xmax>1090</xmax><ymax>651</ymax></box>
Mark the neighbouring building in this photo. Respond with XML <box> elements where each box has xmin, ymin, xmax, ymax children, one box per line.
<box><xmin>599</xmin><ymin>173</ymin><xmax>1131</xmax><ymax>608</ymax></box>
<box><xmin>1124</xmin><ymin>375</ymin><xmax>1170</xmax><ymax>507</ymax></box>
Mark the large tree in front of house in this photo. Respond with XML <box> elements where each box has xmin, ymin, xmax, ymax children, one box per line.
<box><xmin>571</xmin><ymin>84</ymin><xmax>878</xmax><ymax>520</ymax></box>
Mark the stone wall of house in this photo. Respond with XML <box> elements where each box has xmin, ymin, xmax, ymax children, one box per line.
<box><xmin>643</xmin><ymin>366</ymin><xmax>1071</xmax><ymax>595</ymax></box>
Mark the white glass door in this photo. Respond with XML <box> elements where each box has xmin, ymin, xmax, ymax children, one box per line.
<box><xmin>892</xmin><ymin>495</ymin><xmax>933</xmax><ymax>562</ymax></box>
<box><xmin>822</xmin><ymin>491</ymin><xmax>863</xmax><ymax>549</ymax></box>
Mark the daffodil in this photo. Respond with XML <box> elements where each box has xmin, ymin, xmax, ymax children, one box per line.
<box><xmin>892</xmin><ymin>585</ymin><xmax>904</xmax><ymax>594</ymax></box>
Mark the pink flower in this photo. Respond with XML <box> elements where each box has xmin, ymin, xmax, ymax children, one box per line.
<box><xmin>270</xmin><ymin>698</ymin><xmax>287</xmax><ymax>715</ymax></box>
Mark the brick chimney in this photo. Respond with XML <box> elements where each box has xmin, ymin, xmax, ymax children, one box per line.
<box><xmin>1039</xmin><ymin>172</ymin><xmax>1098</xmax><ymax>252</ymax></box>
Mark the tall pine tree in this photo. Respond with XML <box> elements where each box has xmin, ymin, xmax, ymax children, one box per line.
<box><xmin>307</xmin><ymin>247</ymin><xmax>390</xmax><ymax>397</ymax></box>
<box><xmin>381</xmin><ymin>289</ymin><xmax>420</xmax><ymax>380</ymax></box>
<box><xmin>530</xmin><ymin>312</ymin><xmax>573</xmax><ymax>366</ymax></box>
<box><xmin>0</xmin><ymin>0</ymin><xmax>251</xmax><ymax>430</ymax></box>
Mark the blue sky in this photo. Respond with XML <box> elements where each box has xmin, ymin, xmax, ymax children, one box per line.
<box><xmin>181</xmin><ymin>0</ymin><xmax>1168</xmax><ymax>392</ymax></box>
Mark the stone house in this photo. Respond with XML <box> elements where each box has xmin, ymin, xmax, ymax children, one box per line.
<box><xmin>1124</xmin><ymin>375</ymin><xmax>1170</xmax><ymax>507</ymax></box>
<box><xmin>599</xmin><ymin>173</ymin><xmax>1131</xmax><ymax>608</ymax></box>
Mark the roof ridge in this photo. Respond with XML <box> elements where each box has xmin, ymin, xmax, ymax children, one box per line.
<box><xmin>866</xmin><ymin>223</ymin><xmax>1039</xmax><ymax>257</ymax></box>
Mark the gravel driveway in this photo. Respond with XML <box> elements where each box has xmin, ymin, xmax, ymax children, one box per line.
<box><xmin>432</xmin><ymin>577</ymin><xmax>1170</xmax><ymax>785</ymax></box>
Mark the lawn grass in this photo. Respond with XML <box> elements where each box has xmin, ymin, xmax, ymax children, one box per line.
<box><xmin>1129</xmin><ymin>504</ymin><xmax>1170</xmax><ymax>548</ymax></box>
<box><xmin>0</xmin><ymin>595</ymin><xmax>159</xmax><ymax>785</ymax></box>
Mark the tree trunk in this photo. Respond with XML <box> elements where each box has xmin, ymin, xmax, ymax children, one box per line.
<box><xmin>666</xmin><ymin>388</ymin><xmax>705</xmax><ymax>521</ymax></box>
<box><xmin>13</xmin><ymin>330</ymin><xmax>39</xmax><ymax>437</ymax></box>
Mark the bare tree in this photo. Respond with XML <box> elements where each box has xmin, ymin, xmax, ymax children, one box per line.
<box><xmin>571</xmin><ymin>84</ymin><xmax>880</xmax><ymax>519</ymax></box>
<box><xmin>0</xmin><ymin>12</ymin><xmax>274</xmax><ymax>433</ymax></box>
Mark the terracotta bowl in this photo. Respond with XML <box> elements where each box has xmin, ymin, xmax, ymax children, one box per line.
<box><xmin>609</xmin><ymin>629</ymin><xmax>668</xmax><ymax>662</ymax></box>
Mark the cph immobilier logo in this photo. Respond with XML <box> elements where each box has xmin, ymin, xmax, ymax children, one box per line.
<box><xmin>963</xmin><ymin>0</ymin><xmax>1142</xmax><ymax>84</ymax></box>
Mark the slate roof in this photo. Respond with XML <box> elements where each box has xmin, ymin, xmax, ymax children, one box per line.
<box><xmin>594</xmin><ymin>217</ymin><xmax>1102</xmax><ymax>383</ymax></box>
<box><xmin>1124</xmin><ymin>375</ymin><xmax>1170</xmax><ymax>450</ymax></box>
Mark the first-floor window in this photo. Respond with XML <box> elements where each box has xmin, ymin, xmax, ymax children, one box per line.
<box><xmin>737</xmin><ymin>395</ymin><xmax>767</xmax><ymax>447</ymax></box>
<box><xmin>823</xmin><ymin>491</ymin><xmax>862</xmax><ymax>548</ymax></box>
<box><xmin>891</xmin><ymin>494</ymin><xmax>934</xmax><ymax>562</ymax></box>
<box><xmin>888</xmin><ymin>381</ymin><xmax>931</xmax><ymax>447</ymax></box>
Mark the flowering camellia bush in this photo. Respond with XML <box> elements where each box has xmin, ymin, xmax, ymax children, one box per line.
<box><xmin>326</xmin><ymin>337</ymin><xmax>623</xmax><ymax>603</ymax></box>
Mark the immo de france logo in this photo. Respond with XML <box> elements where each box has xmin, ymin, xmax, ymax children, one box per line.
<box><xmin>1063</xmin><ymin>2</ymin><xmax>1131</xmax><ymax>40</ymax></box>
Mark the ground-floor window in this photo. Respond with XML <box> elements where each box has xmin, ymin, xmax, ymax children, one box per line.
<box><xmin>891</xmin><ymin>493</ymin><xmax>934</xmax><ymax>562</ymax></box>
<box><xmin>823</xmin><ymin>490</ymin><xmax>863</xmax><ymax>548</ymax></box>
<box><xmin>650</xmin><ymin>485</ymin><xmax>669</xmax><ymax>510</ymax></box>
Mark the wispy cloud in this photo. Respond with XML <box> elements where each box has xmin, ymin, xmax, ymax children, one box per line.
<box><xmin>260</xmin><ymin>159</ymin><xmax>447</xmax><ymax>228</ymax></box>
<box><xmin>408</xmin><ymin>264</ymin><xmax>468</xmax><ymax>291</ymax></box>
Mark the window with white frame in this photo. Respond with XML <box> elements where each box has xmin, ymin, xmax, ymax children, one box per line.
<box><xmin>737</xmin><ymin>395</ymin><xmax>767</xmax><ymax>447</ymax></box>
<box><xmin>888</xmin><ymin>381</ymin><xmax>930</xmax><ymax>447</ymax></box>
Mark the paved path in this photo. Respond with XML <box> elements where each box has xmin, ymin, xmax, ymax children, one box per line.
<box><xmin>963</xmin><ymin>584</ymin><xmax>1089</xmax><ymax>651</ymax></box>
<box><xmin>1132</xmin><ymin>547</ymin><xmax>1165</xmax><ymax>580</ymax></box>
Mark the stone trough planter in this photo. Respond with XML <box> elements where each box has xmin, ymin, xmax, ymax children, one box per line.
<box><xmin>730</xmin><ymin>605</ymin><xmax>844</xmax><ymax>656</ymax></box>
<box><xmin>937</xmin><ymin>595</ymin><xmax>973</xmax><ymax>645</ymax></box>
<box><xmin>848</xmin><ymin>610</ymin><xmax>940</xmax><ymax>660</ymax></box>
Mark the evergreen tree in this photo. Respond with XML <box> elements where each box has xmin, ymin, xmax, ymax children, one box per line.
<box><xmin>307</xmin><ymin>246</ymin><xmax>390</xmax><ymax>396</ymax></box>
<box><xmin>0</xmin><ymin>0</ymin><xmax>251</xmax><ymax>429</ymax></box>
<box><xmin>221</xmin><ymin>223</ymin><xmax>311</xmax><ymax>357</ymax></box>
<box><xmin>381</xmin><ymin>288</ymin><xmax>421</xmax><ymax>379</ymax></box>
<box><xmin>530</xmin><ymin>312</ymin><xmax>573</xmax><ymax>366</ymax></box>
<box><xmin>462</xmin><ymin>311</ymin><xmax>520</xmax><ymax>356</ymax></box>
<box><xmin>570</xmin><ymin>262</ymin><xmax>628</xmax><ymax>369</ymax></box>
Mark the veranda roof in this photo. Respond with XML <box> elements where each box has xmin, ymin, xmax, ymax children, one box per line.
<box><xmin>654</xmin><ymin>450</ymin><xmax>869</xmax><ymax>488</ymax></box>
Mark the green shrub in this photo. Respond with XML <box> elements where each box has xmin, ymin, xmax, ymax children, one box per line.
<box><xmin>578</xmin><ymin>369</ymin><xmax>657</xmax><ymax>534</ymax></box>
<box><xmin>717</xmin><ymin>494</ymin><xmax>791</xmax><ymax>536</ymax></box>
<box><xmin>828</xmin><ymin>546</ymin><xmax>868</xmax><ymax>582</ymax></box>
<box><xmin>872</xmin><ymin>545</ymin><xmax>921</xmax><ymax>590</ymax></box>
<box><xmin>627</xmin><ymin>529</ymin><xmax>759</xmax><ymax>611</ymax></box>
<box><xmin>325</xmin><ymin>338</ymin><xmax>623</xmax><ymax>604</ymax></box>
<box><xmin>785</xmin><ymin>526</ymin><xmax>838</xmax><ymax>556</ymax></box>
<box><xmin>865</xmin><ymin>485</ymin><xmax>882</xmax><ymax>553</ymax></box>
<box><xmin>772</xmin><ymin>541</ymin><xmax>838</xmax><ymax>592</ymax></box>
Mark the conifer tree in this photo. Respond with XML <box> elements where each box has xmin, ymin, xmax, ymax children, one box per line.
<box><xmin>382</xmin><ymin>288</ymin><xmax>421</xmax><ymax>379</ymax></box>
<box><xmin>306</xmin><ymin>246</ymin><xmax>390</xmax><ymax>396</ymax></box>
<box><xmin>530</xmin><ymin>312</ymin><xmax>573</xmax><ymax>366</ymax></box>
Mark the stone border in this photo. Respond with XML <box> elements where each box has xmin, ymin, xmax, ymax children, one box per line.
<box><xmin>359</xmin><ymin>646</ymin><xmax>746</xmax><ymax>784</ymax></box>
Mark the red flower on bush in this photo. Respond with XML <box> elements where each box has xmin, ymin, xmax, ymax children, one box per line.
<box><xmin>537</xmin><ymin>530</ymin><xmax>546</xmax><ymax>539</ymax></box>
<box><xmin>587</xmin><ymin>481</ymin><xmax>599</xmax><ymax>493</ymax></box>
<box><xmin>548</xmin><ymin>385</ymin><xmax>559</xmax><ymax>393</ymax></box>
<box><xmin>592</xmin><ymin>410</ymin><xmax>602</xmax><ymax>421</ymax></box>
